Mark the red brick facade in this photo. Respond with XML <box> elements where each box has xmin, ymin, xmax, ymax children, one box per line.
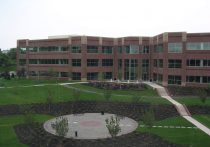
<box><xmin>17</xmin><ymin>32</ymin><xmax>210</xmax><ymax>87</ymax></box>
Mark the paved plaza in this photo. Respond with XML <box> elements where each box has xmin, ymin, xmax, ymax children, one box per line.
<box><xmin>43</xmin><ymin>113</ymin><xmax>138</xmax><ymax>139</ymax></box>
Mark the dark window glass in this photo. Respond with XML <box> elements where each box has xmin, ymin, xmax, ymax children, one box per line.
<box><xmin>72</xmin><ymin>72</ymin><xmax>81</xmax><ymax>80</ymax></box>
<box><xmin>102</xmin><ymin>59</ymin><xmax>113</xmax><ymax>66</ymax></box>
<box><xmin>87</xmin><ymin>59</ymin><xmax>99</xmax><ymax>66</ymax></box>
<box><xmin>72</xmin><ymin>59</ymin><xmax>81</xmax><ymax>67</ymax></box>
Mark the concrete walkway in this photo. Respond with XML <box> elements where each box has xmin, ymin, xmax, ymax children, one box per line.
<box><xmin>143</xmin><ymin>82</ymin><xmax>210</xmax><ymax>136</ymax></box>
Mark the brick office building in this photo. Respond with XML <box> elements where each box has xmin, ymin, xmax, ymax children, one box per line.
<box><xmin>17</xmin><ymin>32</ymin><xmax>210</xmax><ymax>87</ymax></box>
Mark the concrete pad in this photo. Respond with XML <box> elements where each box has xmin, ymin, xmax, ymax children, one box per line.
<box><xmin>43</xmin><ymin>113</ymin><xmax>138</xmax><ymax>139</ymax></box>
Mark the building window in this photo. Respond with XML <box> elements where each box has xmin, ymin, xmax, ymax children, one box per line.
<box><xmin>125</xmin><ymin>45</ymin><xmax>139</xmax><ymax>54</ymax></box>
<box><xmin>124</xmin><ymin>59</ymin><xmax>138</xmax><ymax>80</ymax></box>
<box><xmin>118</xmin><ymin>59</ymin><xmax>122</xmax><ymax>69</ymax></box>
<box><xmin>203</xmin><ymin>60</ymin><xmax>210</xmax><ymax>66</ymax></box>
<box><xmin>102</xmin><ymin>59</ymin><xmax>113</xmax><ymax>66</ymax></box>
<box><xmin>154</xmin><ymin>44</ymin><xmax>163</xmax><ymax>53</ymax></box>
<box><xmin>38</xmin><ymin>59</ymin><xmax>68</xmax><ymax>64</ymax></box>
<box><xmin>29</xmin><ymin>71</ymin><xmax>38</xmax><ymax>76</ymax></box>
<box><xmin>87</xmin><ymin>72</ymin><xmax>98</xmax><ymax>80</ymax></box>
<box><xmin>142</xmin><ymin>59</ymin><xmax>149</xmax><ymax>80</ymax></box>
<box><xmin>87</xmin><ymin>46</ymin><xmax>98</xmax><ymax>53</ymax></box>
<box><xmin>60</xmin><ymin>59</ymin><xmax>69</xmax><ymax>64</ymax></box>
<box><xmin>187</xmin><ymin>42</ymin><xmax>210</xmax><ymax>50</ymax></box>
<box><xmin>187</xmin><ymin>59</ymin><xmax>201</xmax><ymax>66</ymax></box>
<box><xmin>143</xmin><ymin>45</ymin><xmax>149</xmax><ymax>54</ymax></box>
<box><xmin>72</xmin><ymin>59</ymin><xmax>81</xmax><ymax>67</ymax></box>
<box><xmin>19</xmin><ymin>59</ymin><xmax>26</xmax><ymax>65</ymax></box>
<box><xmin>29</xmin><ymin>59</ymin><xmax>38</xmax><ymax>64</ymax></box>
<box><xmin>60</xmin><ymin>72</ymin><xmax>69</xmax><ymax>77</ymax></box>
<box><xmin>154</xmin><ymin>59</ymin><xmax>163</xmax><ymax>68</ymax></box>
<box><xmin>168</xmin><ymin>43</ymin><xmax>182</xmax><ymax>53</ymax></box>
<box><xmin>102</xmin><ymin>46</ymin><xmax>113</xmax><ymax>54</ymax></box>
<box><xmin>168</xmin><ymin>60</ymin><xmax>182</xmax><ymax>68</ymax></box>
<box><xmin>103</xmin><ymin>72</ymin><xmax>112</xmax><ymax>79</ymax></box>
<box><xmin>87</xmin><ymin>59</ymin><xmax>99</xmax><ymax>67</ymax></box>
<box><xmin>203</xmin><ymin>76</ymin><xmax>210</xmax><ymax>83</ymax></box>
<box><xmin>71</xmin><ymin>45</ymin><xmax>81</xmax><ymax>53</ymax></box>
<box><xmin>19</xmin><ymin>48</ymin><xmax>26</xmax><ymax>54</ymax></box>
<box><xmin>118</xmin><ymin>46</ymin><xmax>123</xmax><ymax>53</ymax></box>
<box><xmin>186</xmin><ymin>76</ymin><xmax>201</xmax><ymax>83</ymax></box>
<box><xmin>72</xmin><ymin>72</ymin><xmax>81</xmax><ymax>80</ymax></box>
<box><xmin>168</xmin><ymin>75</ymin><xmax>181</xmax><ymax>85</ymax></box>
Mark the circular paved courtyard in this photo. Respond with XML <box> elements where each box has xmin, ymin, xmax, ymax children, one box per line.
<box><xmin>43</xmin><ymin>113</ymin><xmax>138</xmax><ymax>139</ymax></box>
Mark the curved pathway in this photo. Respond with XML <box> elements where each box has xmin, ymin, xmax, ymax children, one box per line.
<box><xmin>143</xmin><ymin>81</ymin><xmax>210</xmax><ymax>136</ymax></box>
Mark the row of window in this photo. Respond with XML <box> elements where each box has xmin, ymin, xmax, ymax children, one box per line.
<box><xmin>154</xmin><ymin>59</ymin><xmax>210</xmax><ymax>68</ymax></box>
<box><xmin>29</xmin><ymin>71</ymin><xmax>113</xmax><ymax>80</ymax></box>
<box><xmin>20</xmin><ymin>58</ymin><xmax>210</xmax><ymax>68</ymax></box>
<box><xmin>187</xmin><ymin>59</ymin><xmax>210</xmax><ymax>67</ymax></box>
<box><xmin>23</xmin><ymin>59</ymin><xmax>114</xmax><ymax>67</ymax></box>
<box><xmin>186</xmin><ymin>76</ymin><xmax>210</xmax><ymax>83</ymax></box>
<box><xmin>19</xmin><ymin>42</ymin><xmax>210</xmax><ymax>55</ymax></box>
<box><xmin>19</xmin><ymin>45</ymin><xmax>150</xmax><ymax>54</ymax></box>
<box><xmin>187</xmin><ymin>42</ymin><xmax>210</xmax><ymax>50</ymax></box>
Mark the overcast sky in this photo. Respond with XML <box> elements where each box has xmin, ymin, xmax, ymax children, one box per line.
<box><xmin>0</xmin><ymin>0</ymin><xmax>210</xmax><ymax>50</ymax></box>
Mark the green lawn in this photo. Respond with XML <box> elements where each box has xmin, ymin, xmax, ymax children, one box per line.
<box><xmin>0</xmin><ymin>84</ymin><xmax>170</xmax><ymax>105</ymax></box>
<box><xmin>174</xmin><ymin>96</ymin><xmax>210</xmax><ymax>106</ymax></box>
<box><xmin>0</xmin><ymin>78</ymin><xmax>70</xmax><ymax>87</ymax></box>
<box><xmin>0</xmin><ymin>114</ymin><xmax>53</xmax><ymax>147</ymax></box>
<box><xmin>138</xmin><ymin>116</ymin><xmax>210</xmax><ymax>147</ymax></box>
<box><xmin>193</xmin><ymin>115</ymin><xmax>210</xmax><ymax>128</ymax></box>
<box><xmin>70</xmin><ymin>83</ymin><xmax>158</xmax><ymax>96</ymax></box>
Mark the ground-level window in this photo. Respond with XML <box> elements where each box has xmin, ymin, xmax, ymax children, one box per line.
<box><xmin>72</xmin><ymin>72</ymin><xmax>81</xmax><ymax>80</ymax></box>
<box><xmin>168</xmin><ymin>75</ymin><xmax>181</xmax><ymax>85</ymax></box>
<box><xmin>103</xmin><ymin>72</ymin><xmax>112</xmax><ymax>79</ymax></box>
<box><xmin>87</xmin><ymin>72</ymin><xmax>98</xmax><ymax>80</ymax></box>
<box><xmin>60</xmin><ymin>72</ymin><xmax>69</xmax><ymax>77</ymax></box>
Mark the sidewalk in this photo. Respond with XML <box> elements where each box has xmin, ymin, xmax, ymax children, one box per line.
<box><xmin>144</xmin><ymin>82</ymin><xmax>210</xmax><ymax>136</ymax></box>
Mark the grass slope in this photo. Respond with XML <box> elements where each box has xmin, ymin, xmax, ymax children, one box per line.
<box><xmin>137</xmin><ymin>116</ymin><xmax>210</xmax><ymax>147</ymax></box>
<box><xmin>193</xmin><ymin>115</ymin><xmax>210</xmax><ymax>128</ymax></box>
<box><xmin>0</xmin><ymin>84</ymin><xmax>170</xmax><ymax>105</ymax></box>
<box><xmin>175</xmin><ymin>96</ymin><xmax>210</xmax><ymax>106</ymax></box>
<box><xmin>0</xmin><ymin>114</ymin><xmax>53</xmax><ymax>147</ymax></box>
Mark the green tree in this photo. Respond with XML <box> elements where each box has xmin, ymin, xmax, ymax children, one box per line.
<box><xmin>21</xmin><ymin>105</ymin><xmax>35</xmax><ymax>124</ymax></box>
<box><xmin>103</xmin><ymin>89</ymin><xmax>112</xmax><ymax>101</ymax></box>
<box><xmin>51</xmin><ymin>117</ymin><xmax>69</xmax><ymax>147</ymax></box>
<box><xmin>51</xmin><ymin>117</ymin><xmax>69</xmax><ymax>137</ymax></box>
<box><xmin>142</xmin><ymin>108</ymin><xmax>155</xmax><ymax>128</ymax></box>
<box><xmin>105</xmin><ymin>115</ymin><xmax>121</xmax><ymax>137</ymax></box>
<box><xmin>46</xmin><ymin>89</ymin><xmax>54</xmax><ymax>112</ymax></box>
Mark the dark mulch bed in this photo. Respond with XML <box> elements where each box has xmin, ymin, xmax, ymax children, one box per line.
<box><xmin>166</xmin><ymin>86</ymin><xmax>210</xmax><ymax>97</ymax></box>
<box><xmin>87</xmin><ymin>81</ymin><xmax>148</xmax><ymax>90</ymax></box>
<box><xmin>187</xmin><ymin>105</ymin><xmax>210</xmax><ymax>115</ymax></box>
<box><xmin>14</xmin><ymin>123</ymin><xmax>187</xmax><ymax>147</ymax></box>
<box><xmin>0</xmin><ymin>101</ymin><xmax>179</xmax><ymax>121</ymax></box>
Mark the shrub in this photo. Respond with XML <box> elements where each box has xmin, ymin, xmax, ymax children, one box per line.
<box><xmin>197</xmin><ymin>89</ymin><xmax>208</xmax><ymax>103</ymax></box>
<box><xmin>142</xmin><ymin>108</ymin><xmax>155</xmax><ymax>128</ymax></box>
<box><xmin>51</xmin><ymin>117</ymin><xmax>69</xmax><ymax>137</ymax></box>
<box><xmin>105</xmin><ymin>115</ymin><xmax>121</xmax><ymax>137</ymax></box>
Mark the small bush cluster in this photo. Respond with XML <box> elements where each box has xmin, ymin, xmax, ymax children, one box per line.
<box><xmin>87</xmin><ymin>82</ymin><xmax>148</xmax><ymax>90</ymax></box>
